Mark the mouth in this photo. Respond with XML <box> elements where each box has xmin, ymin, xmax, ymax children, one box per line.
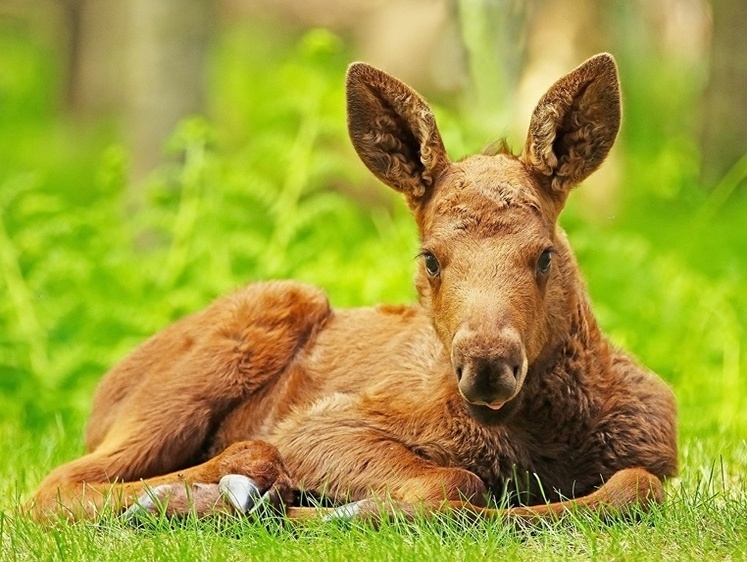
<box><xmin>457</xmin><ymin>389</ymin><xmax>510</xmax><ymax>411</ymax></box>
<box><xmin>485</xmin><ymin>401</ymin><xmax>506</xmax><ymax>410</ymax></box>
<box><xmin>461</xmin><ymin>394</ymin><xmax>522</xmax><ymax>426</ymax></box>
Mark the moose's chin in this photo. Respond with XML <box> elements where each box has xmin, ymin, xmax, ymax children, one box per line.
<box><xmin>463</xmin><ymin>394</ymin><xmax>522</xmax><ymax>426</ymax></box>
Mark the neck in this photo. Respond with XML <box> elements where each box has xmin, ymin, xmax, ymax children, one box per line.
<box><xmin>513</xmin><ymin>285</ymin><xmax>607</xmax><ymax>436</ymax></box>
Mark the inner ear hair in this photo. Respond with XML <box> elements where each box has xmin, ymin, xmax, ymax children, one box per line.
<box><xmin>346</xmin><ymin>63</ymin><xmax>449</xmax><ymax>203</ymax></box>
<box><xmin>521</xmin><ymin>53</ymin><xmax>621</xmax><ymax>196</ymax></box>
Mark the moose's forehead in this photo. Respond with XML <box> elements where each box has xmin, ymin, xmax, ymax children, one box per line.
<box><xmin>424</xmin><ymin>154</ymin><xmax>548</xmax><ymax>238</ymax></box>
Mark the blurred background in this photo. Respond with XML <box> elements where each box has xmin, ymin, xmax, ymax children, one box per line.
<box><xmin>0</xmin><ymin>0</ymin><xmax>745</xmax><ymax>494</ymax></box>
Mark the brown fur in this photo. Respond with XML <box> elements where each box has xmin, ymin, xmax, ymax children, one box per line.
<box><xmin>29</xmin><ymin>54</ymin><xmax>677</xmax><ymax>524</ymax></box>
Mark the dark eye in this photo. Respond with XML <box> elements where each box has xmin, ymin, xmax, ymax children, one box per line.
<box><xmin>423</xmin><ymin>252</ymin><xmax>441</xmax><ymax>277</ymax></box>
<box><xmin>537</xmin><ymin>248</ymin><xmax>553</xmax><ymax>275</ymax></box>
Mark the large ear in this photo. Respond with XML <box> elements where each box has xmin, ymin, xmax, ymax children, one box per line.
<box><xmin>346</xmin><ymin>63</ymin><xmax>449</xmax><ymax>202</ymax></box>
<box><xmin>520</xmin><ymin>53</ymin><xmax>621</xmax><ymax>197</ymax></box>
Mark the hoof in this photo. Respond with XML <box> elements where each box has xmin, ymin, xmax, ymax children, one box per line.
<box><xmin>121</xmin><ymin>484</ymin><xmax>172</xmax><ymax>521</ymax></box>
<box><xmin>322</xmin><ymin>500</ymin><xmax>368</xmax><ymax>522</ymax></box>
<box><xmin>219</xmin><ymin>474</ymin><xmax>268</xmax><ymax>516</ymax></box>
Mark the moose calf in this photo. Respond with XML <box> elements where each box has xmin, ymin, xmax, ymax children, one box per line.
<box><xmin>30</xmin><ymin>53</ymin><xmax>677</xmax><ymax>524</ymax></box>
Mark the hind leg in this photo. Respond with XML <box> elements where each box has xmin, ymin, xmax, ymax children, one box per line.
<box><xmin>30</xmin><ymin>281</ymin><xmax>330</xmax><ymax>520</ymax></box>
<box><xmin>29</xmin><ymin>440</ymin><xmax>294</xmax><ymax>521</ymax></box>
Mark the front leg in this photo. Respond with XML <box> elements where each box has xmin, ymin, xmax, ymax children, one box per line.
<box><xmin>270</xmin><ymin>398</ymin><xmax>487</xmax><ymax>507</ymax></box>
<box><xmin>284</xmin><ymin>466</ymin><xmax>665</xmax><ymax>525</ymax></box>
<box><xmin>439</xmin><ymin>466</ymin><xmax>666</xmax><ymax>525</ymax></box>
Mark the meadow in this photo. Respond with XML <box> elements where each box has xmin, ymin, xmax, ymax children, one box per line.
<box><xmin>1</xmin><ymin>23</ymin><xmax>746</xmax><ymax>561</ymax></box>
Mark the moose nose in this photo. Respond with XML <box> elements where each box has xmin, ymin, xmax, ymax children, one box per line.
<box><xmin>452</xmin><ymin>326</ymin><xmax>526</xmax><ymax>407</ymax></box>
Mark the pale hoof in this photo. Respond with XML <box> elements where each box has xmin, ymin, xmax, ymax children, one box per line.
<box><xmin>322</xmin><ymin>499</ymin><xmax>368</xmax><ymax>522</ymax></box>
<box><xmin>121</xmin><ymin>484</ymin><xmax>172</xmax><ymax>521</ymax></box>
<box><xmin>219</xmin><ymin>474</ymin><xmax>267</xmax><ymax>515</ymax></box>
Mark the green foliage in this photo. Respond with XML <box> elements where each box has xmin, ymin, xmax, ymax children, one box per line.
<box><xmin>0</xmin><ymin>27</ymin><xmax>417</xmax><ymax>433</ymax></box>
<box><xmin>0</xmin><ymin>18</ymin><xmax>745</xmax><ymax>561</ymax></box>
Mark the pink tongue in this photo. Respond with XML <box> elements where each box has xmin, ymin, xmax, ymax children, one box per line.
<box><xmin>486</xmin><ymin>401</ymin><xmax>506</xmax><ymax>410</ymax></box>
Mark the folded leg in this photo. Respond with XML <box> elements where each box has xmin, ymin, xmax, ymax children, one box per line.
<box><xmin>28</xmin><ymin>440</ymin><xmax>293</xmax><ymax>521</ymax></box>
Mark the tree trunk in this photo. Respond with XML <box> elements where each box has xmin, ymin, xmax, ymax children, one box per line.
<box><xmin>60</xmin><ymin>0</ymin><xmax>127</xmax><ymax>115</ymax></box>
<box><xmin>60</xmin><ymin>0</ymin><xmax>214</xmax><ymax>188</ymax></box>
<box><xmin>127</xmin><ymin>0</ymin><xmax>214</xmax><ymax>185</ymax></box>
<box><xmin>699</xmin><ymin>0</ymin><xmax>747</xmax><ymax>189</ymax></box>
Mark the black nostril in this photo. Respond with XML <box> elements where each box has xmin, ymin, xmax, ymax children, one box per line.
<box><xmin>512</xmin><ymin>365</ymin><xmax>520</xmax><ymax>379</ymax></box>
<box><xmin>456</xmin><ymin>366</ymin><xmax>463</xmax><ymax>381</ymax></box>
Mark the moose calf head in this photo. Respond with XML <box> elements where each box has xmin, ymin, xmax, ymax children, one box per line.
<box><xmin>347</xmin><ymin>55</ymin><xmax>621</xmax><ymax>424</ymax></box>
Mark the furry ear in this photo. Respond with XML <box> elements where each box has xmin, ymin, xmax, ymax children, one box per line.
<box><xmin>521</xmin><ymin>53</ymin><xmax>621</xmax><ymax>197</ymax></box>
<box><xmin>346</xmin><ymin>63</ymin><xmax>449</xmax><ymax>203</ymax></box>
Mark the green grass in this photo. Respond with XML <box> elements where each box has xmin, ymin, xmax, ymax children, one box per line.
<box><xmin>1</xmin><ymin>438</ymin><xmax>746</xmax><ymax>561</ymax></box>
<box><xmin>1</xmin><ymin>21</ymin><xmax>746</xmax><ymax>561</ymax></box>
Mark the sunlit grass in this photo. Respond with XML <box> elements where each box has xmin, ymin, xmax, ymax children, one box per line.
<box><xmin>2</xmin><ymin>425</ymin><xmax>746</xmax><ymax>561</ymax></box>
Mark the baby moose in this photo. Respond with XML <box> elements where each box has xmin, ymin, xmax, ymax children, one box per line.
<box><xmin>30</xmin><ymin>53</ymin><xmax>677</xmax><ymax>524</ymax></box>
